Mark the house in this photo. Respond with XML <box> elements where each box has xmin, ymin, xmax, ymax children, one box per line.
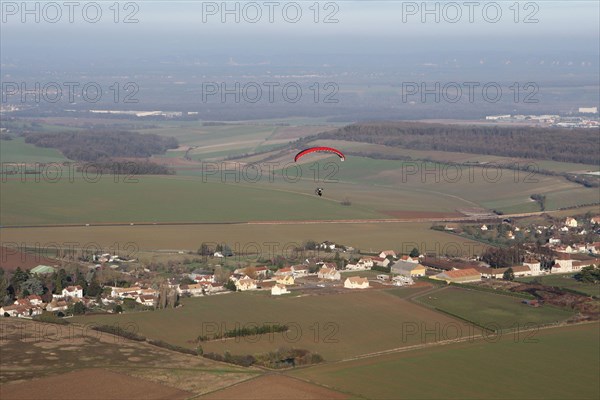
<box><xmin>344</xmin><ymin>276</ymin><xmax>370</xmax><ymax>289</ymax></box>
<box><xmin>565</xmin><ymin>217</ymin><xmax>578</xmax><ymax>228</ymax></box>
<box><xmin>586</xmin><ymin>242</ymin><xmax>600</xmax><ymax>254</ymax></box>
<box><xmin>179</xmin><ymin>283</ymin><xmax>204</xmax><ymax>296</ymax></box>
<box><xmin>25</xmin><ymin>295</ymin><xmax>43</xmax><ymax>306</ymax></box>
<box><xmin>379</xmin><ymin>250</ymin><xmax>397</xmax><ymax>259</ymax></box>
<box><xmin>274</xmin><ymin>267</ymin><xmax>293</xmax><ymax>277</ymax></box>
<box><xmin>292</xmin><ymin>265</ymin><xmax>310</xmax><ymax>277</ymax></box>
<box><xmin>271</xmin><ymin>284</ymin><xmax>289</xmax><ymax>296</ymax></box>
<box><xmin>136</xmin><ymin>295</ymin><xmax>156</xmax><ymax>307</ymax></box>
<box><xmin>1</xmin><ymin>304</ymin><xmax>21</xmax><ymax>317</ymax></box>
<box><xmin>276</xmin><ymin>275</ymin><xmax>295</xmax><ymax>286</ymax></box>
<box><xmin>523</xmin><ymin>258</ymin><xmax>542</xmax><ymax>276</ymax></box>
<box><xmin>371</xmin><ymin>257</ymin><xmax>390</xmax><ymax>268</ymax></box>
<box><xmin>62</xmin><ymin>285</ymin><xmax>83</xmax><ymax>299</ymax></box>
<box><xmin>235</xmin><ymin>278</ymin><xmax>257</xmax><ymax>291</ymax></box>
<box><xmin>391</xmin><ymin>260</ymin><xmax>426</xmax><ymax>277</ymax></box>
<box><xmin>254</xmin><ymin>266</ymin><xmax>270</xmax><ymax>278</ymax></box>
<box><xmin>358</xmin><ymin>258</ymin><xmax>374</xmax><ymax>268</ymax></box>
<box><xmin>590</xmin><ymin>216</ymin><xmax>600</xmax><ymax>225</ymax></box>
<box><xmin>553</xmin><ymin>254</ymin><xmax>573</xmax><ymax>273</ymax></box>
<box><xmin>46</xmin><ymin>300</ymin><xmax>68</xmax><ymax>312</ymax></box>
<box><xmin>480</xmin><ymin>224</ymin><xmax>488</xmax><ymax>231</ymax></box>
<box><xmin>111</xmin><ymin>286</ymin><xmax>142</xmax><ymax>298</ymax></box>
<box><xmin>432</xmin><ymin>268</ymin><xmax>481</xmax><ymax>283</ymax></box>
<box><xmin>319</xmin><ymin>241</ymin><xmax>336</xmax><ymax>250</ymax></box>
<box><xmin>318</xmin><ymin>267</ymin><xmax>341</xmax><ymax>281</ymax></box>
<box><xmin>548</xmin><ymin>237</ymin><xmax>561</xmax><ymax>245</ymax></box>
<box><xmin>399</xmin><ymin>255</ymin><xmax>419</xmax><ymax>264</ymax></box>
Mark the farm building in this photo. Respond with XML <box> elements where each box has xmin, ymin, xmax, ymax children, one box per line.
<box><xmin>30</xmin><ymin>265</ymin><xmax>56</xmax><ymax>275</ymax></box>
<box><xmin>379</xmin><ymin>250</ymin><xmax>397</xmax><ymax>259</ymax></box>
<box><xmin>391</xmin><ymin>260</ymin><xmax>426</xmax><ymax>277</ymax></box>
<box><xmin>271</xmin><ymin>284</ymin><xmax>289</xmax><ymax>296</ymax></box>
<box><xmin>432</xmin><ymin>268</ymin><xmax>481</xmax><ymax>284</ymax></box>
<box><xmin>481</xmin><ymin>265</ymin><xmax>532</xmax><ymax>279</ymax></box>
<box><xmin>318</xmin><ymin>267</ymin><xmax>341</xmax><ymax>281</ymax></box>
<box><xmin>344</xmin><ymin>276</ymin><xmax>370</xmax><ymax>289</ymax></box>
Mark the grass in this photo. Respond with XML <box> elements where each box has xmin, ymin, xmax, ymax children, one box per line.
<box><xmin>517</xmin><ymin>273</ymin><xmax>600</xmax><ymax>297</ymax></box>
<box><xmin>290</xmin><ymin>323</ymin><xmax>600</xmax><ymax>400</ymax></box>
<box><xmin>0</xmin><ymin>137</ymin><xmax>68</xmax><ymax>163</ymax></box>
<box><xmin>415</xmin><ymin>286</ymin><xmax>575</xmax><ymax>331</ymax></box>
<box><xmin>72</xmin><ymin>289</ymin><xmax>479</xmax><ymax>362</ymax></box>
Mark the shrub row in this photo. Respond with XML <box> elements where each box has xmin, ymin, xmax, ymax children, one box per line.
<box><xmin>197</xmin><ymin>324</ymin><xmax>288</xmax><ymax>342</ymax></box>
<box><xmin>91</xmin><ymin>324</ymin><xmax>146</xmax><ymax>341</ymax></box>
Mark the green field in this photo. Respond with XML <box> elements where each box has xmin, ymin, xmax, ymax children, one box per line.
<box><xmin>518</xmin><ymin>273</ymin><xmax>600</xmax><ymax>297</ymax></box>
<box><xmin>0</xmin><ymin>137</ymin><xmax>69</xmax><ymax>163</ymax></box>
<box><xmin>290</xmin><ymin>323</ymin><xmax>600</xmax><ymax>400</ymax></box>
<box><xmin>415</xmin><ymin>286</ymin><xmax>575</xmax><ymax>330</ymax></box>
<box><xmin>72</xmin><ymin>289</ymin><xmax>478</xmax><ymax>362</ymax></box>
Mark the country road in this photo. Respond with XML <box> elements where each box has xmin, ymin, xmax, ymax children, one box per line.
<box><xmin>0</xmin><ymin>211</ymin><xmax>552</xmax><ymax>229</ymax></box>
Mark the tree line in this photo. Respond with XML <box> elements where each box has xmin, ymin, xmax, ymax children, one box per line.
<box><xmin>310</xmin><ymin>122</ymin><xmax>600</xmax><ymax>165</ymax></box>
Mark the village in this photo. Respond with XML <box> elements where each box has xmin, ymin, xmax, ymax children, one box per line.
<box><xmin>1</xmin><ymin>214</ymin><xmax>599</xmax><ymax>319</ymax></box>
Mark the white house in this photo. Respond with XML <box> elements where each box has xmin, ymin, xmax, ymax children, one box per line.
<box><xmin>523</xmin><ymin>260</ymin><xmax>542</xmax><ymax>276</ymax></box>
<box><xmin>62</xmin><ymin>285</ymin><xmax>83</xmax><ymax>298</ymax></box>
<box><xmin>480</xmin><ymin>225</ymin><xmax>488</xmax><ymax>231</ymax></box>
<box><xmin>318</xmin><ymin>267</ymin><xmax>341</xmax><ymax>281</ymax></box>
<box><xmin>276</xmin><ymin>275</ymin><xmax>295</xmax><ymax>286</ymax></box>
<box><xmin>371</xmin><ymin>257</ymin><xmax>390</xmax><ymax>267</ymax></box>
<box><xmin>398</xmin><ymin>255</ymin><xmax>419</xmax><ymax>264</ymax></box>
<box><xmin>379</xmin><ymin>250</ymin><xmax>397</xmax><ymax>259</ymax></box>
<box><xmin>358</xmin><ymin>258</ymin><xmax>374</xmax><ymax>268</ymax></box>
<box><xmin>344</xmin><ymin>276</ymin><xmax>370</xmax><ymax>289</ymax></box>
<box><xmin>271</xmin><ymin>284</ymin><xmax>289</xmax><ymax>296</ymax></box>
<box><xmin>565</xmin><ymin>217</ymin><xmax>578</xmax><ymax>228</ymax></box>
<box><xmin>292</xmin><ymin>265</ymin><xmax>310</xmax><ymax>277</ymax></box>
<box><xmin>136</xmin><ymin>295</ymin><xmax>156</xmax><ymax>307</ymax></box>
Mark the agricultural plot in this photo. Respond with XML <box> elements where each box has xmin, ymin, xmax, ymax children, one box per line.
<box><xmin>518</xmin><ymin>274</ymin><xmax>600</xmax><ymax>297</ymax></box>
<box><xmin>0</xmin><ymin>221</ymin><xmax>484</xmax><ymax>256</ymax></box>
<box><xmin>72</xmin><ymin>290</ymin><xmax>479</xmax><ymax>362</ymax></box>
<box><xmin>0</xmin><ymin>137</ymin><xmax>68</xmax><ymax>163</ymax></box>
<box><xmin>415</xmin><ymin>286</ymin><xmax>575</xmax><ymax>331</ymax></box>
<box><xmin>290</xmin><ymin>323</ymin><xmax>600</xmax><ymax>400</ymax></box>
<box><xmin>0</xmin><ymin>319</ymin><xmax>258</xmax><ymax>395</ymax></box>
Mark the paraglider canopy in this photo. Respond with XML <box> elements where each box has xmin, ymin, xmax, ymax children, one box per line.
<box><xmin>295</xmin><ymin>146</ymin><xmax>345</xmax><ymax>162</ymax></box>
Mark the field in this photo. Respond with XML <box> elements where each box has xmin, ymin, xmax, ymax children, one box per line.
<box><xmin>1</xmin><ymin>369</ymin><xmax>192</xmax><ymax>400</ymax></box>
<box><xmin>0</xmin><ymin>319</ymin><xmax>258</xmax><ymax>396</ymax></box>
<box><xmin>415</xmin><ymin>286</ymin><xmax>575</xmax><ymax>330</ymax></box>
<box><xmin>518</xmin><ymin>273</ymin><xmax>600</xmax><ymax>297</ymax></box>
<box><xmin>289</xmin><ymin>323</ymin><xmax>600</xmax><ymax>400</ymax></box>
<box><xmin>0</xmin><ymin>222</ymin><xmax>485</xmax><ymax>257</ymax></box>
<box><xmin>200</xmin><ymin>375</ymin><xmax>349</xmax><ymax>400</ymax></box>
<box><xmin>0</xmin><ymin>137</ymin><xmax>68</xmax><ymax>163</ymax></box>
<box><xmin>72</xmin><ymin>289</ymin><xmax>480</xmax><ymax>362</ymax></box>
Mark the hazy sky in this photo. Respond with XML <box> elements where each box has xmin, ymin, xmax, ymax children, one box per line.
<box><xmin>1</xmin><ymin>1</ymin><xmax>599</xmax><ymax>62</ymax></box>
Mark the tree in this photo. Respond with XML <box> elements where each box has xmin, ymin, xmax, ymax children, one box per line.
<box><xmin>10</xmin><ymin>267</ymin><xmax>30</xmax><ymax>294</ymax></box>
<box><xmin>72</xmin><ymin>302</ymin><xmax>86</xmax><ymax>315</ymax></box>
<box><xmin>197</xmin><ymin>243</ymin><xmax>212</xmax><ymax>256</ymax></box>
<box><xmin>21</xmin><ymin>277</ymin><xmax>45</xmax><ymax>296</ymax></box>
<box><xmin>224</xmin><ymin>280</ymin><xmax>237</xmax><ymax>291</ymax></box>
<box><xmin>409</xmin><ymin>247</ymin><xmax>420</xmax><ymax>258</ymax></box>
<box><xmin>114</xmin><ymin>304</ymin><xmax>123</xmax><ymax>313</ymax></box>
<box><xmin>503</xmin><ymin>267</ymin><xmax>515</xmax><ymax>281</ymax></box>
<box><xmin>86</xmin><ymin>275</ymin><xmax>102</xmax><ymax>297</ymax></box>
<box><xmin>574</xmin><ymin>266</ymin><xmax>600</xmax><ymax>283</ymax></box>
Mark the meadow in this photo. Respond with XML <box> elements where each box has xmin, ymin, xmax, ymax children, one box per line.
<box><xmin>415</xmin><ymin>286</ymin><xmax>575</xmax><ymax>331</ymax></box>
<box><xmin>517</xmin><ymin>273</ymin><xmax>600</xmax><ymax>297</ymax></box>
<box><xmin>72</xmin><ymin>289</ymin><xmax>480</xmax><ymax>362</ymax></box>
<box><xmin>290</xmin><ymin>323</ymin><xmax>600</xmax><ymax>400</ymax></box>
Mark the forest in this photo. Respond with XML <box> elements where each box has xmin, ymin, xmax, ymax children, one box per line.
<box><xmin>314</xmin><ymin>122</ymin><xmax>600</xmax><ymax>165</ymax></box>
<box><xmin>23</xmin><ymin>130</ymin><xmax>178</xmax><ymax>162</ymax></box>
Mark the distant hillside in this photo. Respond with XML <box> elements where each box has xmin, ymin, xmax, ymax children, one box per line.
<box><xmin>312</xmin><ymin>122</ymin><xmax>600</xmax><ymax>165</ymax></box>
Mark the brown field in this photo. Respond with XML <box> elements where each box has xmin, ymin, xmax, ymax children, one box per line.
<box><xmin>0</xmin><ymin>319</ymin><xmax>259</xmax><ymax>395</ymax></box>
<box><xmin>0</xmin><ymin>222</ymin><xmax>484</xmax><ymax>255</ymax></box>
<box><xmin>0</xmin><ymin>369</ymin><xmax>192</xmax><ymax>400</ymax></box>
<box><xmin>0</xmin><ymin>246</ymin><xmax>60</xmax><ymax>271</ymax></box>
<box><xmin>379</xmin><ymin>210</ymin><xmax>465</xmax><ymax>219</ymax></box>
<box><xmin>201</xmin><ymin>374</ymin><xmax>348</xmax><ymax>400</ymax></box>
